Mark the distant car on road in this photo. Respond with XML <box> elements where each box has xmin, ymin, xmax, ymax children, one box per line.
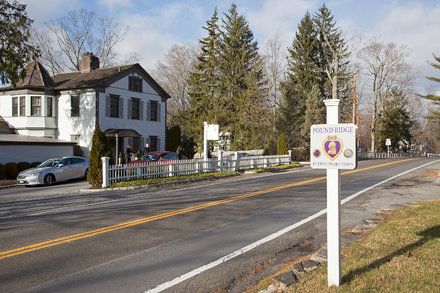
<box><xmin>16</xmin><ymin>156</ymin><xmax>89</xmax><ymax>186</ymax></box>
<box><xmin>128</xmin><ymin>151</ymin><xmax>178</xmax><ymax>165</ymax></box>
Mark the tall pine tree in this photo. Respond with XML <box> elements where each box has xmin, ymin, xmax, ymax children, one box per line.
<box><xmin>277</xmin><ymin>12</ymin><xmax>320</xmax><ymax>148</ymax></box>
<box><xmin>188</xmin><ymin>9</ymin><xmax>222</xmax><ymax>147</ymax></box>
<box><xmin>219</xmin><ymin>4</ymin><xmax>268</xmax><ymax>149</ymax></box>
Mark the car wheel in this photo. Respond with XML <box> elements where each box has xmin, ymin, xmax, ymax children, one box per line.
<box><xmin>44</xmin><ymin>174</ymin><xmax>55</xmax><ymax>186</ymax></box>
<box><xmin>84</xmin><ymin>168</ymin><xmax>89</xmax><ymax>180</ymax></box>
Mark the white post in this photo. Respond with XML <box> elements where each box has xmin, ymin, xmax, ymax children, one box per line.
<box><xmin>324</xmin><ymin>99</ymin><xmax>341</xmax><ymax>287</ymax></box>
<box><xmin>234</xmin><ymin>151</ymin><xmax>239</xmax><ymax>171</ymax></box>
<box><xmin>102</xmin><ymin>157</ymin><xmax>110</xmax><ymax>188</ymax></box>
<box><xmin>168</xmin><ymin>164</ymin><xmax>174</xmax><ymax>177</ymax></box>
<box><xmin>115</xmin><ymin>134</ymin><xmax>119</xmax><ymax>165</ymax></box>
<box><xmin>218</xmin><ymin>151</ymin><xmax>223</xmax><ymax>172</ymax></box>
<box><xmin>203</xmin><ymin>122</ymin><xmax>208</xmax><ymax>172</ymax></box>
<box><xmin>288</xmin><ymin>150</ymin><xmax>292</xmax><ymax>163</ymax></box>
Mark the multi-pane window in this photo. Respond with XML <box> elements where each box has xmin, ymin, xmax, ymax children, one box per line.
<box><xmin>19</xmin><ymin>96</ymin><xmax>25</xmax><ymax>116</ymax></box>
<box><xmin>110</xmin><ymin>95</ymin><xmax>120</xmax><ymax>118</ymax></box>
<box><xmin>47</xmin><ymin>97</ymin><xmax>53</xmax><ymax>117</ymax></box>
<box><xmin>12</xmin><ymin>97</ymin><xmax>18</xmax><ymax>116</ymax></box>
<box><xmin>71</xmin><ymin>95</ymin><xmax>79</xmax><ymax>117</ymax></box>
<box><xmin>150</xmin><ymin>101</ymin><xmax>158</xmax><ymax>121</ymax></box>
<box><xmin>131</xmin><ymin>98</ymin><xmax>140</xmax><ymax>120</ymax></box>
<box><xmin>128</xmin><ymin>76</ymin><xmax>143</xmax><ymax>92</ymax></box>
<box><xmin>31</xmin><ymin>96</ymin><xmax>41</xmax><ymax>116</ymax></box>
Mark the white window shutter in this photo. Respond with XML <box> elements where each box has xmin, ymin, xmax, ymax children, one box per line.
<box><xmin>127</xmin><ymin>99</ymin><xmax>132</xmax><ymax>119</ymax></box>
<box><xmin>139</xmin><ymin>100</ymin><xmax>144</xmax><ymax>120</ymax></box>
<box><xmin>146</xmin><ymin>101</ymin><xmax>151</xmax><ymax>121</ymax></box>
<box><xmin>157</xmin><ymin>103</ymin><xmax>161</xmax><ymax>122</ymax></box>
<box><xmin>119</xmin><ymin>97</ymin><xmax>124</xmax><ymax>119</ymax></box>
<box><xmin>105</xmin><ymin>95</ymin><xmax>110</xmax><ymax>117</ymax></box>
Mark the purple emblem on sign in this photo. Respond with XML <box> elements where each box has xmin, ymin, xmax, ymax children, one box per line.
<box><xmin>323</xmin><ymin>136</ymin><xmax>343</xmax><ymax>160</ymax></box>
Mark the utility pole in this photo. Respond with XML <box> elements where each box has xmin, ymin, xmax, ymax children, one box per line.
<box><xmin>353</xmin><ymin>73</ymin><xmax>357</xmax><ymax>125</ymax></box>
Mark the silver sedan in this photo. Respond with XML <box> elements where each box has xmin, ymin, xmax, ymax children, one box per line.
<box><xmin>16</xmin><ymin>156</ymin><xmax>89</xmax><ymax>186</ymax></box>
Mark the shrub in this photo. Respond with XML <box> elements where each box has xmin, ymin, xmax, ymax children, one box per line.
<box><xmin>277</xmin><ymin>133</ymin><xmax>289</xmax><ymax>155</ymax></box>
<box><xmin>0</xmin><ymin>164</ymin><xmax>6</xmax><ymax>180</ymax></box>
<box><xmin>17</xmin><ymin>162</ymin><xmax>31</xmax><ymax>173</ymax></box>
<box><xmin>73</xmin><ymin>144</ymin><xmax>84</xmax><ymax>156</ymax></box>
<box><xmin>5</xmin><ymin>163</ymin><xmax>18</xmax><ymax>179</ymax></box>
<box><xmin>88</xmin><ymin>125</ymin><xmax>112</xmax><ymax>188</ymax></box>
<box><xmin>30</xmin><ymin>162</ymin><xmax>41</xmax><ymax>168</ymax></box>
<box><xmin>166</xmin><ymin>125</ymin><xmax>181</xmax><ymax>151</ymax></box>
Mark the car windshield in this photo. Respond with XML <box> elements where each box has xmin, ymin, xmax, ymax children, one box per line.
<box><xmin>142</xmin><ymin>154</ymin><xmax>160</xmax><ymax>161</ymax></box>
<box><xmin>39</xmin><ymin>159</ymin><xmax>61</xmax><ymax>168</ymax></box>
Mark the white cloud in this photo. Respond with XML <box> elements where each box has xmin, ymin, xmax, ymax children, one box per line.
<box><xmin>20</xmin><ymin>0</ymin><xmax>80</xmax><ymax>28</ymax></box>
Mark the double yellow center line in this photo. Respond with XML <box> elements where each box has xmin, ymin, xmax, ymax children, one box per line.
<box><xmin>0</xmin><ymin>159</ymin><xmax>415</xmax><ymax>261</ymax></box>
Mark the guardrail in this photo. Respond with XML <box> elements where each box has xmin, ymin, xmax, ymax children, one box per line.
<box><xmin>101</xmin><ymin>152</ymin><xmax>292</xmax><ymax>188</ymax></box>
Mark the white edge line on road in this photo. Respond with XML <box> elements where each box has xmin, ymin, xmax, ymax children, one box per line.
<box><xmin>145</xmin><ymin>159</ymin><xmax>440</xmax><ymax>293</ymax></box>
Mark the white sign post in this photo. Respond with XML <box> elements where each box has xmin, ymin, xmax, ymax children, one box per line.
<box><xmin>203</xmin><ymin>122</ymin><xmax>219</xmax><ymax>171</ymax></box>
<box><xmin>310</xmin><ymin>99</ymin><xmax>357</xmax><ymax>287</ymax></box>
<box><xmin>386</xmin><ymin>138</ymin><xmax>391</xmax><ymax>157</ymax></box>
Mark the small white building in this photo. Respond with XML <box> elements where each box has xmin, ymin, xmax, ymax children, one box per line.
<box><xmin>0</xmin><ymin>53</ymin><xmax>170</xmax><ymax>162</ymax></box>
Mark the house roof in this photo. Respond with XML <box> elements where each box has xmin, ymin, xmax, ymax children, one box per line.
<box><xmin>2</xmin><ymin>61</ymin><xmax>171</xmax><ymax>100</ymax></box>
<box><xmin>0</xmin><ymin>116</ymin><xmax>16</xmax><ymax>134</ymax></box>
<box><xmin>53</xmin><ymin>63</ymin><xmax>171</xmax><ymax>100</ymax></box>
<box><xmin>0</xmin><ymin>134</ymin><xmax>77</xmax><ymax>145</ymax></box>
<box><xmin>14</xmin><ymin>60</ymin><xmax>56</xmax><ymax>90</ymax></box>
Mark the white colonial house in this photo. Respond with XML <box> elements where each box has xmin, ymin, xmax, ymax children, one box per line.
<box><xmin>0</xmin><ymin>53</ymin><xmax>169</xmax><ymax>163</ymax></box>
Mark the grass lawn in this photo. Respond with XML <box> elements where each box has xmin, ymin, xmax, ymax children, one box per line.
<box><xmin>246</xmin><ymin>162</ymin><xmax>303</xmax><ymax>173</ymax></box>
<box><xmin>111</xmin><ymin>171</ymin><xmax>239</xmax><ymax>188</ymax></box>
<box><xmin>286</xmin><ymin>200</ymin><xmax>440</xmax><ymax>292</ymax></box>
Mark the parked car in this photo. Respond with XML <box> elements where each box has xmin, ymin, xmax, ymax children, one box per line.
<box><xmin>128</xmin><ymin>151</ymin><xmax>178</xmax><ymax>165</ymax></box>
<box><xmin>16</xmin><ymin>156</ymin><xmax>89</xmax><ymax>186</ymax></box>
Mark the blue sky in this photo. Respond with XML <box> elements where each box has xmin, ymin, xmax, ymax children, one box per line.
<box><xmin>21</xmin><ymin>0</ymin><xmax>440</xmax><ymax>92</ymax></box>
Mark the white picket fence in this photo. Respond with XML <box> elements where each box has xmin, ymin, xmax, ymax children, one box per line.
<box><xmin>101</xmin><ymin>152</ymin><xmax>292</xmax><ymax>187</ymax></box>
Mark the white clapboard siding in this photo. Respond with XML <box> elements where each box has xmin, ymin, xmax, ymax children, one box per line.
<box><xmin>0</xmin><ymin>145</ymin><xmax>74</xmax><ymax>164</ymax></box>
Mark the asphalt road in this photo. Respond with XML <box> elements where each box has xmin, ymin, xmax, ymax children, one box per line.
<box><xmin>0</xmin><ymin>158</ymin><xmax>438</xmax><ymax>293</ymax></box>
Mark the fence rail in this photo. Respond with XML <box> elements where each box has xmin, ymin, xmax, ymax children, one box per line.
<box><xmin>357</xmin><ymin>152</ymin><xmax>428</xmax><ymax>160</ymax></box>
<box><xmin>102</xmin><ymin>152</ymin><xmax>292</xmax><ymax>187</ymax></box>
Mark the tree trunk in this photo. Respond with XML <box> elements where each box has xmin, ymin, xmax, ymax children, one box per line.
<box><xmin>370</xmin><ymin>74</ymin><xmax>378</xmax><ymax>152</ymax></box>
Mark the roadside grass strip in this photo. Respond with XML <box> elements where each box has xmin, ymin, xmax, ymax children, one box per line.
<box><xmin>0</xmin><ymin>159</ymin><xmax>416</xmax><ymax>260</ymax></box>
<box><xmin>111</xmin><ymin>171</ymin><xmax>240</xmax><ymax>188</ymax></box>
<box><xmin>245</xmin><ymin>162</ymin><xmax>303</xmax><ymax>173</ymax></box>
<box><xmin>286</xmin><ymin>200</ymin><xmax>440</xmax><ymax>293</ymax></box>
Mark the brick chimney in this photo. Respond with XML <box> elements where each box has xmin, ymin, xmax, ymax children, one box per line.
<box><xmin>80</xmin><ymin>52</ymin><xmax>100</xmax><ymax>73</ymax></box>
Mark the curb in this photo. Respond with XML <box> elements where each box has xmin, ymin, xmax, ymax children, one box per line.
<box><xmin>0</xmin><ymin>184</ymin><xmax>18</xmax><ymax>190</ymax></box>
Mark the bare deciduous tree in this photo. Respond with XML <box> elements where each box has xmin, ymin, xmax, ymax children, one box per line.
<box><xmin>32</xmin><ymin>9</ymin><xmax>138</xmax><ymax>74</ymax></box>
<box><xmin>357</xmin><ymin>40</ymin><xmax>412</xmax><ymax>151</ymax></box>
<box><xmin>262</xmin><ymin>33</ymin><xmax>286</xmax><ymax>109</ymax></box>
<box><xmin>152</xmin><ymin>44</ymin><xmax>198</xmax><ymax>120</ymax></box>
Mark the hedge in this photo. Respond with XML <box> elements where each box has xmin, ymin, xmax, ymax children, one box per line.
<box><xmin>0</xmin><ymin>164</ymin><xmax>5</xmax><ymax>180</ymax></box>
<box><xmin>5</xmin><ymin>163</ymin><xmax>18</xmax><ymax>179</ymax></box>
<box><xmin>17</xmin><ymin>162</ymin><xmax>31</xmax><ymax>173</ymax></box>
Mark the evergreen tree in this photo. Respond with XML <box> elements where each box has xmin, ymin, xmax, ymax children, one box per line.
<box><xmin>188</xmin><ymin>9</ymin><xmax>221</xmax><ymax>148</ymax></box>
<box><xmin>377</xmin><ymin>94</ymin><xmax>413</xmax><ymax>152</ymax></box>
<box><xmin>277</xmin><ymin>12</ymin><xmax>320</xmax><ymax>148</ymax></box>
<box><xmin>420</xmin><ymin>54</ymin><xmax>440</xmax><ymax>124</ymax></box>
<box><xmin>0</xmin><ymin>0</ymin><xmax>39</xmax><ymax>86</ymax></box>
<box><xmin>277</xmin><ymin>133</ymin><xmax>289</xmax><ymax>155</ymax></box>
<box><xmin>88</xmin><ymin>125</ymin><xmax>112</xmax><ymax>188</ymax></box>
<box><xmin>219</xmin><ymin>4</ymin><xmax>268</xmax><ymax>150</ymax></box>
<box><xmin>301</xmin><ymin>85</ymin><xmax>324</xmax><ymax>152</ymax></box>
<box><xmin>314</xmin><ymin>4</ymin><xmax>352</xmax><ymax>119</ymax></box>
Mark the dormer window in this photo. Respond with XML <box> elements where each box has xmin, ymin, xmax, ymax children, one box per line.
<box><xmin>128</xmin><ymin>76</ymin><xmax>143</xmax><ymax>92</ymax></box>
